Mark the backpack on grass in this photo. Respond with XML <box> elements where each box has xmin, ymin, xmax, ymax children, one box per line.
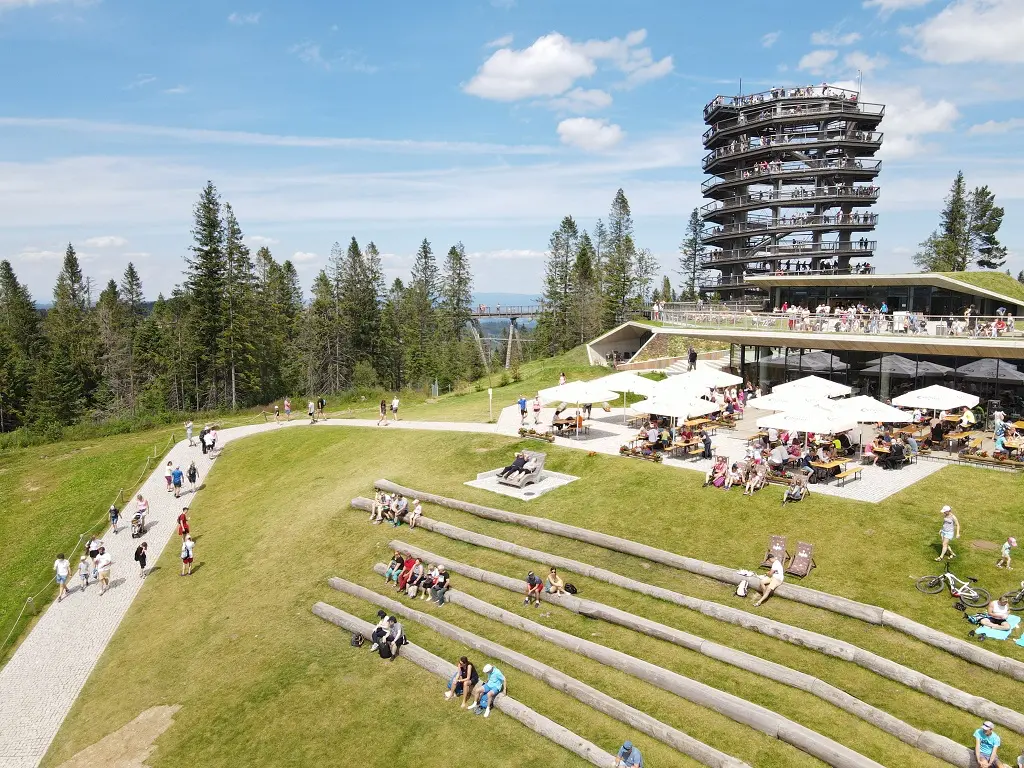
<box><xmin>565</xmin><ymin>583</ymin><xmax>578</xmax><ymax>595</ymax></box>
<box><xmin>350</xmin><ymin>633</ymin><xmax>364</xmax><ymax>648</ymax></box>
<box><xmin>735</xmin><ymin>580</ymin><xmax>748</xmax><ymax>598</ymax></box>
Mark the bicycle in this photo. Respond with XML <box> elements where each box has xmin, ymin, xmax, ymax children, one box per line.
<box><xmin>915</xmin><ymin>562</ymin><xmax>990</xmax><ymax>607</ymax></box>
<box><xmin>1001</xmin><ymin>580</ymin><xmax>1024</xmax><ymax>612</ymax></box>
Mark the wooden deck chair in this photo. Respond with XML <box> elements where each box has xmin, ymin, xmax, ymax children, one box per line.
<box><xmin>785</xmin><ymin>541</ymin><xmax>816</xmax><ymax>579</ymax></box>
<box><xmin>760</xmin><ymin>535</ymin><xmax>789</xmax><ymax>569</ymax></box>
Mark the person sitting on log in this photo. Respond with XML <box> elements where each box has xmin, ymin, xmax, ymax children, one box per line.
<box><xmin>545</xmin><ymin>567</ymin><xmax>566</xmax><ymax>595</ymax></box>
<box><xmin>754</xmin><ymin>554</ymin><xmax>785</xmax><ymax>607</ymax></box>
<box><xmin>390</xmin><ymin>494</ymin><xmax>409</xmax><ymax>527</ymax></box>
<box><xmin>471</xmin><ymin>663</ymin><xmax>506</xmax><ymax>718</ymax></box>
<box><xmin>381</xmin><ymin>616</ymin><xmax>405</xmax><ymax>661</ymax></box>
<box><xmin>614</xmin><ymin>740</ymin><xmax>644</xmax><ymax>767</ymax></box>
<box><xmin>383</xmin><ymin>551</ymin><xmax>405</xmax><ymax>583</ymax></box>
<box><xmin>524</xmin><ymin>571</ymin><xmax>544</xmax><ymax>606</ymax></box>
<box><xmin>497</xmin><ymin>452</ymin><xmax>528</xmax><ymax>478</ymax></box>
<box><xmin>430</xmin><ymin>565</ymin><xmax>450</xmax><ymax>605</ymax></box>
<box><xmin>444</xmin><ymin>656</ymin><xmax>480</xmax><ymax>708</ymax></box>
<box><xmin>408</xmin><ymin>499</ymin><xmax>423</xmax><ymax>528</ymax></box>
<box><xmin>368</xmin><ymin>610</ymin><xmax>389</xmax><ymax>652</ymax></box>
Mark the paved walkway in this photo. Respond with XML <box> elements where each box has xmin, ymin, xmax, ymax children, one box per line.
<box><xmin>0</xmin><ymin>408</ymin><xmax>941</xmax><ymax>766</ymax></box>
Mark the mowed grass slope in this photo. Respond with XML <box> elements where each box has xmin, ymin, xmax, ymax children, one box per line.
<box><xmin>44</xmin><ymin>426</ymin><xmax>1024</xmax><ymax>767</ymax></box>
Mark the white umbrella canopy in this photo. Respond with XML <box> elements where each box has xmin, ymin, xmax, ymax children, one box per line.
<box><xmin>590</xmin><ymin>370</ymin><xmax>661</xmax><ymax>397</ymax></box>
<box><xmin>746</xmin><ymin>391</ymin><xmax>831</xmax><ymax>412</ymax></box>
<box><xmin>538</xmin><ymin>380</ymin><xmax>618</xmax><ymax>406</ymax></box>
<box><xmin>658</xmin><ymin>364</ymin><xmax>742</xmax><ymax>392</ymax></box>
<box><xmin>772</xmin><ymin>375</ymin><xmax>852</xmax><ymax>398</ymax></box>
<box><xmin>831</xmin><ymin>395</ymin><xmax>913</xmax><ymax>424</ymax></box>
<box><xmin>631</xmin><ymin>395</ymin><xmax>721</xmax><ymax>420</ymax></box>
<box><xmin>892</xmin><ymin>384</ymin><xmax>980</xmax><ymax>411</ymax></box>
<box><xmin>756</xmin><ymin>403</ymin><xmax>857</xmax><ymax>435</ymax></box>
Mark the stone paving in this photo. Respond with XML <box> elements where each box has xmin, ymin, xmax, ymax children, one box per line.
<box><xmin>0</xmin><ymin>407</ymin><xmax>950</xmax><ymax>766</ymax></box>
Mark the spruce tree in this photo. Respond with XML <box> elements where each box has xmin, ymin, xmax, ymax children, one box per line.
<box><xmin>603</xmin><ymin>189</ymin><xmax>635</xmax><ymax>329</ymax></box>
<box><xmin>185</xmin><ymin>181</ymin><xmax>226</xmax><ymax>408</ymax></box>
<box><xmin>220</xmin><ymin>202</ymin><xmax>258</xmax><ymax>408</ymax></box>
<box><xmin>539</xmin><ymin>216</ymin><xmax>579</xmax><ymax>354</ymax></box>
<box><xmin>914</xmin><ymin>171</ymin><xmax>1008</xmax><ymax>271</ymax></box>
<box><xmin>438</xmin><ymin>242</ymin><xmax>474</xmax><ymax>384</ymax></box>
<box><xmin>678</xmin><ymin>208</ymin><xmax>705</xmax><ymax>299</ymax></box>
<box><xmin>404</xmin><ymin>238</ymin><xmax>439</xmax><ymax>386</ymax></box>
<box><xmin>571</xmin><ymin>231</ymin><xmax>601</xmax><ymax>344</ymax></box>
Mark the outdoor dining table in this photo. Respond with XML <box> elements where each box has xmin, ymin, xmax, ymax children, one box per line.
<box><xmin>810</xmin><ymin>458</ymin><xmax>852</xmax><ymax>483</ymax></box>
<box><xmin>944</xmin><ymin>430</ymin><xmax>976</xmax><ymax>452</ymax></box>
<box><xmin>1013</xmin><ymin>420</ymin><xmax>1024</xmax><ymax>431</ymax></box>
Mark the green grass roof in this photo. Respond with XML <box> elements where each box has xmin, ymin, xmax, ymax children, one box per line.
<box><xmin>937</xmin><ymin>270</ymin><xmax>1024</xmax><ymax>305</ymax></box>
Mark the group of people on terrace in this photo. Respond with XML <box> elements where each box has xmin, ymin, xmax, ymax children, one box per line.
<box><xmin>708</xmin><ymin>83</ymin><xmax>859</xmax><ymax>111</ymax></box>
<box><xmin>708</xmin><ymin>211</ymin><xmax>878</xmax><ymax>238</ymax></box>
<box><xmin>713</xmin><ymin>129</ymin><xmax>878</xmax><ymax>160</ymax></box>
<box><xmin>738</xmin><ymin>156</ymin><xmax>866</xmax><ymax>179</ymax></box>
<box><xmin>771</xmin><ymin>301</ymin><xmax>1016</xmax><ymax>337</ymax></box>
<box><xmin>369</xmin><ymin>491</ymin><xmax>424</xmax><ymax>528</ymax></box>
<box><xmin>383</xmin><ymin>549</ymin><xmax>451</xmax><ymax>605</ymax></box>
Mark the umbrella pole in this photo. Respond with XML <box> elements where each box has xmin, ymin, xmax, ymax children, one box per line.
<box><xmin>623</xmin><ymin>391</ymin><xmax>626</xmax><ymax>425</ymax></box>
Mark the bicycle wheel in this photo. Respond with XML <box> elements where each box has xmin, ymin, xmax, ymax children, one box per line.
<box><xmin>915</xmin><ymin>576</ymin><xmax>944</xmax><ymax>595</ymax></box>
<box><xmin>1002</xmin><ymin>589</ymin><xmax>1024</xmax><ymax>611</ymax></box>
<box><xmin>962</xmin><ymin>588</ymin><xmax>990</xmax><ymax>608</ymax></box>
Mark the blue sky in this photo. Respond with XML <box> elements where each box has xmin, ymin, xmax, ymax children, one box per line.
<box><xmin>1</xmin><ymin>0</ymin><xmax>1023</xmax><ymax>301</ymax></box>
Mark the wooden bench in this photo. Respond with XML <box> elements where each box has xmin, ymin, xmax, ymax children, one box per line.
<box><xmin>835</xmin><ymin>467</ymin><xmax>862</xmax><ymax>486</ymax></box>
<box><xmin>961</xmin><ymin>454</ymin><xmax>1024</xmax><ymax>470</ymax></box>
<box><xmin>687</xmin><ymin>447</ymin><xmax>704</xmax><ymax>459</ymax></box>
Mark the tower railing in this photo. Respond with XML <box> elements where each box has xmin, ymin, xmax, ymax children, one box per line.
<box><xmin>702</xmin><ymin>158</ymin><xmax>880</xmax><ymax>193</ymax></box>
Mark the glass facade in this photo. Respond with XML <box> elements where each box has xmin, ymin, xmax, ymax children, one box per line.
<box><xmin>774</xmin><ymin>285</ymin><xmax>1010</xmax><ymax>316</ymax></box>
<box><xmin>737</xmin><ymin>344</ymin><xmax>1024</xmax><ymax>416</ymax></box>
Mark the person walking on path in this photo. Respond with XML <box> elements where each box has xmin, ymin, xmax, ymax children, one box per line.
<box><xmin>687</xmin><ymin>345</ymin><xmax>698</xmax><ymax>371</ymax></box>
<box><xmin>109</xmin><ymin>503</ymin><xmax>120</xmax><ymax>534</ymax></box>
<box><xmin>177</xmin><ymin>508</ymin><xmax>190</xmax><ymax>539</ymax></box>
<box><xmin>185</xmin><ymin>420</ymin><xmax>195</xmax><ymax>446</ymax></box>
<box><xmin>87</xmin><ymin>535</ymin><xmax>101</xmax><ymax>571</ymax></box>
<box><xmin>391</xmin><ymin>395</ymin><xmax>400</xmax><ymax>421</ymax></box>
<box><xmin>96</xmin><ymin>547</ymin><xmax>112</xmax><ymax>595</ymax></box>
<box><xmin>377</xmin><ymin>399</ymin><xmax>388</xmax><ymax>426</ymax></box>
<box><xmin>199</xmin><ymin>425</ymin><xmax>208</xmax><ymax>455</ymax></box>
<box><xmin>77</xmin><ymin>555</ymin><xmax>90</xmax><ymax>591</ymax></box>
<box><xmin>171</xmin><ymin>465</ymin><xmax>184</xmax><ymax>498</ymax></box>
<box><xmin>532</xmin><ymin>395</ymin><xmax>542</xmax><ymax>425</ymax></box>
<box><xmin>134</xmin><ymin>542</ymin><xmax>148</xmax><ymax>578</ymax></box>
<box><xmin>164</xmin><ymin>461</ymin><xmax>174</xmax><ymax>492</ymax></box>
<box><xmin>273</xmin><ymin>404</ymin><xmax>280</xmax><ymax>424</ymax></box>
<box><xmin>187</xmin><ymin>461</ymin><xmax>200</xmax><ymax>494</ymax></box>
<box><xmin>614</xmin><ymin>740</ymin><xmax>644</xmax><ymax>767</ymax></box>
<box><xmin>284</xmin><ymin>397</ymin><xmax>292</xmax><ymax>420</ymax></box>
<box><xmin>517</xmin><ymin>395</ymin><xmax>528</xmax><ymax>426</ymax></box>
<box><xmin>317</xmin><ymin>397</ymin><xmax>326</xmax><ymax>420</ymax></box>
<box><xmin>559</xmin><ymin>372</ymin><xmax>566</xmax><ymax>386</ymax></box>
<box><xmin>181</xmin><ymin>535</ymin><xmax>195</xmax><ymax>576</ymax></box>
<box><xmin>937</xmin><ymin>505</ymin><xmax>961</xmax><ymax>561</ymax></box>
<box><xmin>208</xmin><ymin>427</ymin><xmax>218</xmax><ymax>453</ymax></box>
<box><xmin>308</xmin><ymin>400</ymin><xmax>316</xmax><ymax>423</ymax></box>
<box><xmin>53</xmin><ymin>553</ymin><xmax>71</xmax><ymax>602</ymax></box>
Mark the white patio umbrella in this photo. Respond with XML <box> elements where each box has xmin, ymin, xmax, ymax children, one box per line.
<box><xmin>590</xmin><ymin>370</ymin><xmax>661</xmax><ymax>423</ymax></box>
<box><xmin>831</xmin><ymin>395</ymin><xmax>912</xmax><ymax>424</ymax></box>
<box><xmin>537</xmin><ymin>380</ymin><xmax>618</xmax><ymax>406</ymax></box>
<box><xmin>658</xmin><ymin>364</ymin><xmax>742</xmax><ymax>393</ymax></box>
<box><xmin>631</xmin><ymin>394</ymin><xmax>721</xmax><ymax>420</ymax></box>
<box><xmin>746</xmin><ymin>390</ymin><xmax>831</xmax><ymax>412</ymax></box>
<box><xmin>892</xmin><ymin>384</ymin><xmax>980</xmax><ymax>411</ymax></box>
<box><xmin>756</xmin><ymin>403</ymin><xmax>857</xmax><ymax>436</ymax></box>
<box><xmin>772</xmin><ymin>374</ymin><xmax>852</xmax><ymax>398</ymax></box>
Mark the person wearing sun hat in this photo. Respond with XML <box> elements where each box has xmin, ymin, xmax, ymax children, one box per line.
<box><xmin>973</xmin><ymin>720</ymin><xmax>1003</xmax><ymax>768</ymax></box>
<box><xmin>997</xmin><ymin>536</ymin><xmax>1018</xmax><ymax>570</ymax></box>
<box><xmin>615</xmin><ymin>739</ymin><xmax>643</xmax><ymax>767</ymax></box>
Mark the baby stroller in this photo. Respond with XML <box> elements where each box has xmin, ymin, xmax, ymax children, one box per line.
<box><xmin>131</xmin><ymin>510</ymin><xmax>146</xmax><ymax>538</ymax></box>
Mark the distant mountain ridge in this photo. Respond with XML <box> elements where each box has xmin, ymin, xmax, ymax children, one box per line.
<box><xmin>472</xmin><ymin>292</ymin><xmax>539</xmax><ymax>308</ymax></box>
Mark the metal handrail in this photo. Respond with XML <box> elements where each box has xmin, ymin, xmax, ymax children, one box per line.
<box><xmin>700</xmin><ymin>186</ymin><xmax>879</xmax><ymax>216</ymax></box>
<box><xmin>702</xmin><ymin>158</ymin><xmax>881</xmax><ymax>193</ymax></box>
<box><xmin>703</xmin><ymin>86</ymin><xmax>883</xmax><ymax>117</ymax></box>
<box><xmin>650</xmin><ymin>307</ymin><xmax>1020</xmax><ymax>339</ymax></box>
<box><xmin>703</xmin><ymin>100</ymin><xmax>885</xmax><ymax>143</ymax></box>
<box><xmin>702</xmin><ymin>132</ymin><xmax>883</xmax><ymax>170</ymax></box>
<box><xmin>700</xmin><ymin>267</ymin><xmax>877</xmax><ymax>288</ymax></box>
<box><xmin>705</xmin><ymin>212</ymin><xmax>879</xmax><ymax>239</ymax></box>
<box><xmin>702</xmin><ymin>241</ymin><xmax>877</xmax><ymax>264</ymax></box>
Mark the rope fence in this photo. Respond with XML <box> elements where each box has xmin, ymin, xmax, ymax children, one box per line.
<box><xmin>0</xmin><ymin>432</ymin><xmax>178</xmax><ymax>659</ymax></box>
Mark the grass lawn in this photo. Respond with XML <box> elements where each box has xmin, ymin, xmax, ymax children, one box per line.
<box><xmin>42</xmin><ymin>426</ymin><xmax>1024</xmax><ymax>767</ymax></box>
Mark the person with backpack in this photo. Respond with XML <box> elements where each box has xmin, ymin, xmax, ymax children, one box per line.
<box><xmin>198</xmin><ymin>425</ymin><xmax>208</xmax><ymax>454</ymax></box>
<box><xmin>134</xmin><ymin>542</ymin><xmax>148</xmax><ymax>578</ymax></box>
<box><xmin>317</xmin><ymin>397</ymin><xmax>326</xmax><ymax>420</ymax></box>
<box><xmin>187</xmin><ymin>461</ymin><xmax>200</xmax><ymax>494</ymax></box>
<box><xmin>180</xmin><ymin>535</ymin><xmax>195</xmax><ymax>576</ymax></box>
<box><xmin>470</xmin><ymin>664</ymin><xmax>506</xmax><ymax>717</ymax></box>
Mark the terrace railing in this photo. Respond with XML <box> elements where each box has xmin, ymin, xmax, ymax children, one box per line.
<box><xmin>700</xmin><ymin>186</ymin><xmax>879</xmax><ymax>216</ymax></box>
<box><xmin>702</xmin><ymin>158</ymin><xmax>881</xmax><ymax>194</ymax></box>
<box><xmin>702</xmin><ymin>241</ymin><xmax>876</xmax><ymax>264</ymax></box>
<box><xmin>703</xmin><ymin>99</ymin><xmax>885</xmax><ymax>143</ymax></box>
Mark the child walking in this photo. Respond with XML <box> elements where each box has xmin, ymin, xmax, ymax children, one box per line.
<box><xmin>997</xmin><ymin>536</ymin><xmax>1017</xmax><ymax>570</ymax></box>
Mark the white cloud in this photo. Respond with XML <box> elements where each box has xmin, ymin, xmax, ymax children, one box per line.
<box><xmin>810</xmin><ymin>30</ymin><xmax>862</xmax><ymax>46</ymax></box>
<box><xmin>227</xmin><ymin>11</ymin><xmax>261</xmax><ymax>24</ymax></box>
<box><xmin>463</xmin><ymin>29</ymin><xmax>671</xmax><ymax>102</ymax></box>
<box><xmin>547</xmin><ymin>87</ymin><xmax>613</xmax><ymax>113</ymax></box>
<box><xmin>859</xmin><ymin>82</ymin><xmax>959</xmax><ymax>157</ymax></box>
<box><xmin>291</xmin><ymin>251</ymin><xmax>320</xmax><ymax>263</ymax></box>
<box><xmin>83</xmin><ymin>235</ymin><xmax>127</xmax><ymax>248</ymax></box>
<box><xmin>863</xmin><ymin>0</ymin><xmax>932</xmax><ymax>12</ymax></box>
<box><xmin>908</xmin><ymin>0</ymin><xmax>1024</xmax><ymax>64</ymax></box>
<box><xmin>289</xmin><ymin>42</ymin><xmax>377</xmax><ymax>74</ymax></box>
<box><xmin>122</xmin><ymin>251</ymin><xmax>150</xmax><ymax>259</ymax></box>
<box><xmin>125</xmin><ymin>74</ymin><xmax>156</xmax><ymax>90</ymax></box>
<box><xmin>969</xmin><ymin>118</ymin><xmax>1024</xmax><ymax>135</ymax></box>
<box><xmin>556</xmin><ymin>117</ymin><xmax>624</xmax><ymax>151</ymax></box>
<box><xmin>798</xmin><ymin>49</ymin><xmax>838</xmax><ymax>74</ymax></box>
<box><xmin>163</xmin><ymin>85</ymin><xmax>189</xmax><ymax>95</ymax></box>
<box><xmin>0</xmin><ymin>117</ymin><xmax>554</xmax><ymax>155</ymax></box>
<box><xmin>761</xmin><ymin>31</ymin><xmax>781</xmax><ymax>48</ymax></box>
<box><xmin>247</xmin><ymin>235</ymin><xmax>280</xmax><ymax>245</ymax></box>
<box><xmin>12</xmin><ymin>248</ymin><xmax>61</xmax><ymax>262</ymax></box>
<box><xmin>290</xmin><ymin>42</ymin><xmax>329</xmax><ymax>70</ymax></box>
<box><xmin>0</xmin><ymin>0</ymin><xmax>92</xmax><ymax>9</ymax></box>
<box><xmin>485</xmin><ymin>33</ymin><xmax>513</xmax><ymax>49</ymax></box>
<box><xmin>468</xmin><ymin>249</ymin><xmax>546</xmax><ymax>261</ymax></box>
<box><xmin>844</xmin><ymin>50</ymin><xmax>888</xmax><ymax>75</ymax></box>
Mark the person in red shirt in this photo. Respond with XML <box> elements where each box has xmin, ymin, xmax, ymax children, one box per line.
<box><xmin>177</xmin><ymin>508</ymin><xmax>190</xmax><ymax>539</ymax></box>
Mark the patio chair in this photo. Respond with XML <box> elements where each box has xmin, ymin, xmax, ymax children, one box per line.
<box><xmin>760</xmin><ymin>535</ymin><xmax>790</xmax><ymax>569</ymax></box>
<box><xmin>497</xmin><ymin>451</ymin><xmax>546</xmax><ymax>489</ymax></box>
<box><xmin>785</xmin><ymin>541</ymin><xmax>816</xmax><ymax>579</ymax></box>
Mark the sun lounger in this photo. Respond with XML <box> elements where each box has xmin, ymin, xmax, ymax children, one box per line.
<box><xmin>497</xmin><ymin>451</ymin><xmax>546</xmax><ymax>488</ymax></box>
<box><xmin>785</xmin><ymin>541</ymin><xmax>816</xmax><ymax>579</ymax></box>
<box><xmin>760</xmin><ymin>535</ymin><xmax>789</xmax><ymax>569</ymax></box>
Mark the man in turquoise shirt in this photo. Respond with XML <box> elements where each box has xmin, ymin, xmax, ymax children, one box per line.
<box><xmin>974</xmin><ymin>721</ymin><xmax>1003</xmax><ymax>768</ymax></box>
<box><xmin>472</xmin><ymin>664</ymin><xmax>506</xmax><ymax>718</ymax></box>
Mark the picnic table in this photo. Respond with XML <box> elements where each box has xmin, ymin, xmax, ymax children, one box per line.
<box><xmin>686</xmin><ymin>418</ymin><xmax>717</xmax><ymax>436</ymax></box>
<box><xmin>628</xmin><ymin>413</ymin><xmax>650</xmax><ymax>429</ymax></box>
<box><xmin>944</xmin><ymin>430</ymin><xmax>977</xmax><ymax>452</ymax></box>
<box><xmin>748</xmin><ymin>431</ymin><xmax>768</xmax><ymax>444</ymax></box>
<box><xmin>670</xmin><ymin>438</ymin><xmax>702</xmax><ymax>458</ymax></box>
<box><xmin>810</xmin><ymin>458</ymin><xmax>852</xmax><ymax>483</ymax></box>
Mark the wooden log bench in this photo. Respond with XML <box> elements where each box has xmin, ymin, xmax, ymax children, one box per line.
<box><xmin>835</xmin><ymin>468</ymin><xmax>862</xmax><ymax>487</ymax></box>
